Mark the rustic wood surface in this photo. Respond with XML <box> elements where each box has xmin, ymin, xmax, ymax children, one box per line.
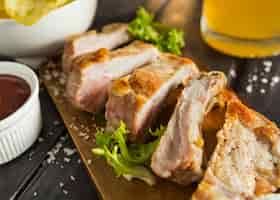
<box><xmin>1</xmin><ymin>0</ymin><xmax>280</xmax><ymax>199</ymax></box>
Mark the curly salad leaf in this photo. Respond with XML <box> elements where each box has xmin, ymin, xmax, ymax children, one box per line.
<box><xmin>92</xmin><ymin>122</ymin><xmax>166</xmax><ymax>185</ymax></box>
<box><xmin>128</xmin><ymin>7</ymin><xmax>185</xmax><ymax>55</ymax></box>
<box><xmin>0</xmin><ymin>0</ymin><xmax>73</xmax><ymax>25</ymax></box>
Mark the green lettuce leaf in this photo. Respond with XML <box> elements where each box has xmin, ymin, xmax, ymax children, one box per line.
<box><xmin>128</xmin><ymin>7</ymin><xmax>185</xmax><ymax>55</ymax></box>
<box><xmin>92</xmin><ymin>146</ymin><xmax>156</xmax><ymax>186</ymax></box>
<box><xmin>92</xmin><ymin>122</ymin><xmax>166</xmax><ymax>185</ymax></box>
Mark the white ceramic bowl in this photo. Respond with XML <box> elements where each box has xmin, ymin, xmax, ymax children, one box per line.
<box><xmin>0</xmin><ymin>0</ymin><xmax>97</xmax><ymax>57</ymax></box>
<box><xmin>0</xmin><ymin>62</ymin><xmax>42</xmax><ymax>164</ymax></box>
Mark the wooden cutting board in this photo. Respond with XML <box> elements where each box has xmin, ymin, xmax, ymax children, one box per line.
<box><xmin>39</xmin><ymin>1</ymin><xmax>240</xmax><ymax>199</ymax></box>
<box><xmin>40</xmin><ymin>61</ymin><xmax>196</xmax><ymax>200</ymax></box>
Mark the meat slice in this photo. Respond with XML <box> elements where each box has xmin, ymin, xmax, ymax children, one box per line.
<box><xmin>63</xmin><ymin>23</ymin><xmax>132</xmax><ymax>73</ymax></box>
<box><xmin>105</xmin><ymin>53</ymin><xmax>200</xmax><ymax>141</ymax></box>
<box><xmin>192</xmin><ymin>93</ymin><xmax>280</xmax><ymax>200</ymax></box>
<box><xmin>66</xmin><ymin>41</ymin><xmax>159</xmax><ymax>113</ymax></box>
<box><xmin>151</xmin><ymin>72</ymin><xmax>227</xmax><ymax>185</ymax></box>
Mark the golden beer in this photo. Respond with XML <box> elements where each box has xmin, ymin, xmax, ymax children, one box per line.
<box><xmin>201</xmin><ymin>0</ymin><xmax>280</xmax><ymax>57</ymax></box>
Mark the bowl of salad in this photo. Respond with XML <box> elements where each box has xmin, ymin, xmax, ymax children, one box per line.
<box><xmin>0</xmin><ymin>0</ymin><xmax>97</xmax><ymax>57</ymax></box>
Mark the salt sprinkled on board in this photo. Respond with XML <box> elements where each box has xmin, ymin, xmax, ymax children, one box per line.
<box><xmin>246</xmin><ymin>85</ymin><xmax>253</xmax><ymax>94</ymax></box>
<box><xmin>87</xmin><ymin>159</ymin><xmax>92</xmax><ymax>165</ymax></box>
<box><xmin>46</xmin><ymin>142</ymin><xmax>63</xmax><ymax>164</ymax></box>
<box><xmin>252</xmin><ymin>75</ymin><xmax>258</xmax><ymax>82</ymax></box>
<box><xmin>229</xmin><ymin>68</ymin><xmax>237</xmax><ymax>78</ymax></box>
<box><xmin>261</xmin><ymin>78</ymin><xmax>268</xmax><ymax>84</ymax></box>
<box><xmin>33</xmin><ymin>192</ymin><xmax>37</xmax><ymax>197</ymax></box>
<box><xmin>38</xmin><ymin>137</ymin><xmax>44</xmax><ymax>143</ymax></box>
<box><xmin>59</xmin><ymin>182</ymin><xmax>64</xmax><ymax>188</ymax></box>
<box><xmin>63</xmin><ymin>148</ymin><xmax>76</xmax><ymax>156</ymax></box>
<box><xmin>271</xmin><ymin>76</ymin><xmax>280</xmax><ymax>87</ymax></box>
<box><xmin>263</xmin><ymin>60</ymin><xmax>272</xmax><ymax>68</ymax></box>
<box><xmin>53</xmin><ymin>120</ymin><xmax>60</xmax><ymax>126</ymax></box>
<box><xmin>244</xmin><ymin>60</ymin><xmax>280</xmax><ymax>95</ymax></box>
<box><xmin>52</xmin><ymin>70</ymin><xmax>60</xmax><ymax>78</ymax></box>
<box><xmin>62</xmin><ymin>189</ymin><xmax>68</xmax><ymax>195</ymax></box>
<box><xmin>70</xmin><ymin>175</ymin><xmax>76</xmax><ymax>181</ymax></box>
<box><xmin>44</xmin><ymin>73</ymin><xmax>52</xmax><ymax>81</ymax></box>
<box><xmin>260</xmin><ymin>88</ymin><xmax>266</xmax><ymax>94</ymax></box>
<box><xmin>64</xmin><ymin>157</ymin><xmax>71</xmax><ymax>163</ymax></box>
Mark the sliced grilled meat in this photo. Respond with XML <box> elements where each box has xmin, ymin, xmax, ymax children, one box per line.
<box><xmin>151</xmin><ymin>72</ymin><xmax>227</xmax><ymax>185</ymax></box>
<box><xmin>192</xmin><ymin>92</ymin><xmax>280</xmax><ymax>200</ymax></box>
<box><xmin>66</xmin><ymin>41</ymin><xmax>159</xmax><ymax>113</ymax></box>
<box><xmin>106</xmin><ymin>53</ymin><xmax>199</xmax><ymax>141</ymax></box>
<box><xmin>63</xmin><ymin>23</ymin><xmax>132</xmax><ymax>73</ymax></box>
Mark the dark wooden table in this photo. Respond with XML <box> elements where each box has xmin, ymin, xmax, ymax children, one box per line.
<box><xmin>1</xmin><ymin>0</ymin><xmax>280</xmax><ymax>199</ymax></box>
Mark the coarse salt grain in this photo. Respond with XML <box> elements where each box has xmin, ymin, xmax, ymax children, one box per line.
<box><xmin>52</xmin><ymin>70</ymin><xmax>60</xmax><ymax>78</ymax></box>
<box><xmin>252</xmin><ymin>75</ymin><xmax>258</xmax><ymax>82</ymax></box>
<box><xmin>33</xmin><ymin>192</ymin><xmax>37</xmax><ymax>197</ymax></box>
<box><xmin>264</xmin><ymin>66</ymin><xmax>271</xmax><ymax>73</ymax></box>
<box><xmin>59</xmin><ymin>182</ymin><xmax>64</xmax><ymax>188</ymax></box>
<box><xmin>229</xmin><ymin>69</ymin><xmax>237</xmax><ymax>78</ymax></box>
<box><xmin>246</xmin><ymin>85</ymin><xmax>253</xmax><ymax>93</ymax></box>
<box><xmin>64</xmin><ymin>157</ymin><xmax>71</xmax><ymax>163</ymax></box>
<box><xmin>62</xmin><ymin>189</ymin><xmax>68</xmax><ymax>195</ymax></box>
<box><xmin>63</xmin><ymin>148</ymin><xmax>76</xmax><ymax>156</ymax></box>
<box><xmin>70</xmin><ymin>175</ymin><xmax>76</xmax><ymax>181</ymax></box>
<box><xmin>261</xmin><ymin>78</ymin><xmax>268</xmax><ymax>84</ymax></box>
<box><xmin>84</xmin><ymin>135</ymin><xmax>90</xmax><ymax>140</ymax></box>
<box><xmin>44</xmin><ymin>74</ymin><xmax>52</xmax><ymax>81</ymax></box>
<box><xmin>53</xmin><ymin>120</ymin><xmax>60</xmax><ymax>126</ymax></box>
<box><xmin>263</xmin><ymin>60</ymin><xmax>272</xmax><ymax>68</ymax></box>
<box><xmin>260</xmin><ymin>89</ymin><xmax>266</xmax><ymax>94</ymax></box>
<box><xmin>38</xmin><ymin>137</ymin><xmax>44</xmax><ymax>143</ymax></box>
<box><xmin>52</xmin><ymin>87</ymin><xmax>60</xmax><ymax>96</ymax></box>
<box><xmin>47</xmin><ymin>152</ymin><xmax>56</xmax><ymax>164</ymax></box>
<box><xmin>78</xmin><ymin>132</ymin><xmax>87</xmax><ymax>137</ymax></box>
<box><xmin>59</xmin><ymin>77</ymin><xmax>66</xmax><ymax>85</ymax></box>
<box><xmin>87</xmin><ymin>159</ymin><xmax>92</xmax><ymax>165</ymax></box>
<box><xmin>272</xmin><ymin>76</ymin><xmax>280</xmax><ymax>84</ymax></box>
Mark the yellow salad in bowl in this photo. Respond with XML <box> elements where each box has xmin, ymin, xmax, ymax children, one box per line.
<box><xmin>0</xmin><ymin>0</ymin><xmax>97</xmax><ymax>58</ymax></box>
<box><xmin>0</xmin><ymin>0</ymin><xmax>73</xmax><ymax>25</ymax></box>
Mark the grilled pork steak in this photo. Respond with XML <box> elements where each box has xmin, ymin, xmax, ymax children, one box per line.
<box><xmin>151</xmin><ymin>72</ymin><xmax>227</xmax><ymax>185</ymax></box>
<box><xmin>105</xmin><ymin>53</ymin><xmax>199</xmax><ymax>141</ymax></box>
<box><xmin>63</xmin><ymin>23</ymin><xmax>132</xmax><ymax>73</ymax></box>
<box><xmin>66</xmin><ymin>41</ymin><xmax>159</xmax><ymax>113</ymax></box>
<box><xmin>192</xmin><ymin>92</ymin><xmax>280</xmax><ymax>200</ymax></box>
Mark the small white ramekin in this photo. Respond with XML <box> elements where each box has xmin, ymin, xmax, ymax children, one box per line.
<box><xmin>0</xmin><ymin>62</ymin><xmax>42</xmax><ymax>164</ymax></box>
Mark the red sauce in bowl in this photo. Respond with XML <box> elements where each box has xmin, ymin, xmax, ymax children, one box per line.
<box><xmin>0</xmin><ymin>75</ymin><xmax>31</xmax><ymax>120</ymax></box>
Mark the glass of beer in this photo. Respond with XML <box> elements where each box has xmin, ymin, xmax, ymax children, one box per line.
<box><xmin>201</xmin><ymin>0</ymin><xmax>280</xmax><ymax>58</ymax></box>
